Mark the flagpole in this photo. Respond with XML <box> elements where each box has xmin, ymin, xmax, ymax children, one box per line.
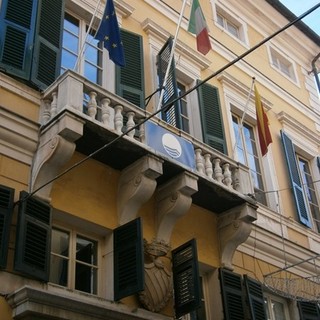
<box><xmin>73</xmin><ymin>0</ymin><xmax>102</xmax><ymax>72</ymax></box>
<box><xmin>232</xmin><ymin>77</ymin><xmax>255</xmax><ymax>158</ymax></box>
<box><xmin>156</xmin><ymin>0</ymin><xmax>188</xmax><ymax>111</ymax></box>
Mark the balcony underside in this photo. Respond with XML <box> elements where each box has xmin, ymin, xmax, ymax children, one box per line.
<box><xmin>75</xmin><ymin>121</ymin><xmax>248</xmax><ymax>214</ymax></box>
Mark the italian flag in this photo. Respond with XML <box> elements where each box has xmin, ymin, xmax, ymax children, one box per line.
<box><xmin>188</xmin><ymin>0</ymin><xmax>211</xmax><ymax>55</ymax></box>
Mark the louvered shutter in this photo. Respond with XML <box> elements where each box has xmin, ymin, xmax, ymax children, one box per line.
<box><xmin>14</xmin><ymin>191</ymin><xmax>52</xmax><ymax>281</ymax></box>
<box><xmin>0</xmin><ymin>185</ymin><xmax>14</xmax><ymax>268</ymax></box>
<box><xmin>172</xmin><ymin>239</ymin><xmax>201</xmax><ymax>319</ymax></box>
<box><xmin>244</xmin><ymin>275</ymin><xmax>267</xmax><ymax>320</ymax></box>
<box><xmin>197</xmin><ymin>81</ymin><xmax>227</xmax><ymax>154</ymax></box>
<box><xmin>0</xmin><ymin>0</ymin><xmax>37</xmax><ymax>79</ymax></box>
<box><xmin>219</xmin><ymin>268</ymin><xmax>245</xmax><ymax>320</ymax></box>
<box><xmin>297</xmin><ymin>301</ymin><xmax>320</xmax><ymax>320</ymax></box>
<box><xmin>114</xmin><ymin>217</ymin><xmax>144</xmax><ymax>301</ymax></box>
<box><xmin>116</xmin><ymin>30</ymin><xmax>145</xmax><ymax>109</ymax></box>
<box><xmin>31</xmin><ymin>0</ymin><xmax>64</xmax><ymax>89</ymax></box>
<box><xmin>157</xmin><ymin>37</ymin><xmax>181</xmax><ymax>129</ymax></box>
<box><xmin>280</xmin><ymin>130</ymin><xmax>311</xmax><ymax>227</ymax></box>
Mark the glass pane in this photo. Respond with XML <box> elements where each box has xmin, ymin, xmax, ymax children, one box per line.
<box><xmin>85</xmin><ymin>44</ymin><xmax>100</xmax><ymax>65</ymax></box>
<box><xmin>75</xmin><ymin>263</ymin><xmax>97</xmax><ymax>294</ymax></box>
<box><xmin>51</xmin><ymin>228</ymin><xmax>69</xmax><ymax>256</ymax></box>
<box><xmin>272</xmin><ymin>300</ymin><xmax>286</xmax><ymax>320</ymax></box>
<box><xmin>61</xmin><ymin>49</ymin><xmax>77</xmax><ymax>70</ymax></box>
<box><xmin>64</xmin><ymin>14</ymin><xmax>79</xmax><ymax>34</ymax></box>
<box><xmin>217</xmin><ymin>14</ymin><xmax>224</xmax><ymax>27</ymax></box>
<box><xmin>63</xmin><ymin>30</ymin><xmax>79</xmax><ymax>53</ymax></box>
<box><xmin>84</xmin><ymin>62</ymin><xmax>100</xmax><ymax>84</ymax></box>
<box><xmin>76</xmin><ymin>235</ymin><xmax>97</xmax><ymax>265</ymax></box>
<box><xmin>227</xmin><ymin>21</ymin><xmax>239</xmax><ymax>38</ymax></box>
<box><xmin>50</xmin><ymin>255</ymin><xmax>68</xmax><ymax>286</ymax></box>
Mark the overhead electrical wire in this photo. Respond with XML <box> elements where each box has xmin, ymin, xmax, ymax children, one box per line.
<box><xmin>18</xmin><ymin>2</ymin><xmax>320</xmax><ymax>204</ymax></box>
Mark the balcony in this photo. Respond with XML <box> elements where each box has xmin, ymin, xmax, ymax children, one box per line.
<box><xmin>39</xmin><ymin>70</ymin><xmax>255</xmax><ymax>213</ymax></box>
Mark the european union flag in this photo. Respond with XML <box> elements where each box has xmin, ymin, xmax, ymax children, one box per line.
<box><xmin>95</xmin><ymin>0</ymin><xmax>125</xmax><ymax>67</ymax></box>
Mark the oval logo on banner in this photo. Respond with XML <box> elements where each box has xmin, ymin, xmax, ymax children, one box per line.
<box><xmin>162</xmin><ymin>133</ymin><xmax>182</xmax><ymax>158</ymax></box>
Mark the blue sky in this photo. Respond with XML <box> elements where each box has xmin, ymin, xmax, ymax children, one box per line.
<box><xmin>280</xmin><ymin>0</ymin><xmax>320</xmax><ymax>35</ymax></box>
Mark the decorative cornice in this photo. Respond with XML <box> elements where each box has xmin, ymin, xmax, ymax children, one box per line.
<box><xmin>0</xmin><ymin>106</ymin><xmax>39</xmax><ymax>165</ymax></box>
<box><xmin>277</xmin><ymin>111</ymin><xmax>320</xmax><ymax>147</ymax></box>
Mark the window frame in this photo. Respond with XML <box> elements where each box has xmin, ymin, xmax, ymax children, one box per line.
<box><xmin>232</xmin><ymin>113</ymin><xmax>267</xmax><ymax>205</ymax></box>
<box><xmin>264</xmin><ymin>292</ymin><xmax>290</xmax><ymax>320</ymax></box>
<box><xmin>50</xmin><ymin>225</ymin><xmax>101</xmax><ymax>295</ymax></box>
<box><xmin>268</xmin><ymin>46</ymin><xmax>298</xmax><ymax>84</ymax></box>
<box><xmin>213</xmin><ymin>4</ymin><xmax>249</xmax><ymax>46</ymax></box>
<box><xmin>297</xmin><ymin>155</ymin><xmax>320</xmax><ymax>232</ymax></box>
<box><xmin>61</xmin><ymin>11</ymin><xmax>105</xmax><ymax>86</ymax></box>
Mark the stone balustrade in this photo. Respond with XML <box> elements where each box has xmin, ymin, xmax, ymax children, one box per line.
<box><xmin>41</xmin><ymin>70</ymin><xmax>253</xmax><ymax>195</ymax></box>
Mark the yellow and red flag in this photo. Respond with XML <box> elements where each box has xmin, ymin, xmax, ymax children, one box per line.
<box><xmin>254</xmin><ymin>84</ymin><xmax>272</xmax><ymax>156</ymax></box>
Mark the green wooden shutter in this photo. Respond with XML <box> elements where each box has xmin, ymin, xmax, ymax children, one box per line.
<box><xmin>114</xmin><ymin>217</ymin><xmax>144</xmax><ymax>301</ymax></box>
<box><xmin>172</xmin><ymin>239</ymin><xmax>201</xmax><ymax>319</ymax></box>
<box><xmin>280</xmin><ymin>130</ymin><xmax>311</xmax><ymax>227</ymax></box>
<box><xmin>219</xmin><ymin>268</ymin><xmax>245</xmax><ymax>320</ymax></box>
<box><xmin>116</xmin><ymin>30</ymin><xmax>145</xmax><ymax>109</ymax></box>
<box><xmin>297</xmin><ymin>301</ymin><xmax>320</xmax><ymax>320</ymax></box>
<box><xmin>157</xmin><ymin>37</ymin><xmax>181</xmax><ymax>129</ymax></box>
<box><xmin>15</xmin><ymin>191</ymin><xmax>52</xmax><ymax>281</ymax></box>
<box><xmin>31</xmin><ymin>0</ymin><xmax>64</xmax><ymax>89</ymax></box>
<box><xmin>0</xmin><ymin>0</ymin><xmax>37</xmax><ymax>79</ymax></box>
<box><xmin>244</xmin><ymin>275</ymin><xmax>267</xmax><ymax>320</ymax></box>
<box><xmin>197</xmin><ymin>81</ymin><xmax>227</xmax><ymax>154</ymax></box>
<box><xmin>0</xmin><ymin>185</ymin><xmax>14</xmax><ymax>269</ymax></box>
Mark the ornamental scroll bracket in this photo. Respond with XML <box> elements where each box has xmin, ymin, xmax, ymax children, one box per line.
<box><xmin>218</xmin><ymin>203</ymin><xmax>257</xmax><ymax>270</ymax></box>
<box><xmin>30</xmin><ymin>112</ymin><xmax>84</xmax><ymax>202</ymax></box>
<box><xmin>117</xmin><ymin>155</ymin><xmax>163</xmax><ymax>225</ymax></box>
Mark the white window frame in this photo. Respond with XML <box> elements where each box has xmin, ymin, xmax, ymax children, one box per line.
<box><xmin>50</xmin><ymin>224</ymin><xmax>102</xmax><ymax>296</ymax></box>
<box><xmin>61</xmin><ymin>9</ymin><xmax>115</xmax><ymax>91</ymax></box>
<box><xmin>268</xmin><ymin>46</ymin><xmax>298</xmax><ymax>84</ymax></box>
<box><xmin>264</xmin><ymin>292</ymin><xmax>290</xmax><ymax>320</ymax></box>
<box><xmin>212</xmin><ymin>3</ymin><xmax>249</xmax><ymax>46</ymax></box>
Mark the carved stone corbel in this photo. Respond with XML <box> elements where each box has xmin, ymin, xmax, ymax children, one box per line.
<box><xmin>31</xmin><ymin>112</ymin><xmax>84</xmax><ymax>202</ymax></box>
<box><xmin>155</xmin><ymin>172</ymin><xmax>198</xmax><ymax>244</ymax></box>
<box><xmin>218</xmin><ymin>203</ymin><xmax>257</xmax><ymax>270</ymax></box>
<box><xmin>117</xmin><ymin>155</ymin><xmax>163</xmax><ymax>225</ymax></box>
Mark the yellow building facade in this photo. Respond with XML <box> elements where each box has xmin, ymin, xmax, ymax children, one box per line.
<box><xmin>0</xmin><ymin>0</ymin><xmax>319</xmax><ymax>319</ymax></box>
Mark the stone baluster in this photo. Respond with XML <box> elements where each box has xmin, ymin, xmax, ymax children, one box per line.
<box><xmin>233</xmin><ymin>167</ymin><xmax>240</xmax><ymax>191</ymax></box>
<box><xmin>204</xmin><ymin>153</ymin><xmax>213</xmax><ymax>180</ymax></box>
<box><xmin>213</xmin><ymin>158</ymin><xmax>223</xmax><ymax>183</ymax></box>
<box><xmin>42</xmin><ymin>99</ymin><xmax>51</xmax><ymax>124</ymax></box>
<box><xmin>114</xmin><ymin>105</ymin><xmax>124</xmax><ymax>134</ymax></box>
<box><xmin>126</xmin><ymin>111</ymin><xmax>135</xmax><ymax>138</ymax></box>
<box><xmin>87</xmin><ymin>91</ymin><xmax>97</xmax><ymax>119</ymax></box>
<box><xmin>101</xmin><ymin>98</ymin><xmax>112</xmax><ymax>128</ymax></box>
<box><xmin>223</xmin><ymin>163</ymin><xmax>233</xmax><ymax>188</ymax></box>
<box><xmin>195</xmin><ymin>149</ymin><xmax>204</xmax><ymax>175</ymax></box>
<box><xmin>51</xmin><ymin>92</ymin><xmax>58</xmax><ymax>117</ymax></box>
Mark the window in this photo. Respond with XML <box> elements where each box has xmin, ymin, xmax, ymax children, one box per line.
<box><xmin>61</xmin><ymin>13</ymin><xmax>103</xmax><ymax>85</ymax></box>
<box><xmin>269</xmin><ymin>48</ymin><xmax>297</xmax><ymax>82</ymax></box>
<box><xmin>177</xmin><ymin>81</ymin><xmax>190</xmax><ymax>133</ymax></box>
<box><xmin>50</xmin><ymin>227</ymin><xmax>98</xmax><ymax>294</ymax></box>
<box><xmin>217</xmin><ymin>12</ymin><xmax>239</xmax><ymax>38</ymax></box>
<box><xmin>0</xmin><ymin>0</ymin><xmax>64</xmax><ymax>89</ymax></box>
<box><xmin>298</xmin><ymin>157</ymin><xmax>320</xmax><ymax>232</ymax></box>
<box><xmin>232</xmin><ymin>115</ymin><xmax>267</xmax><ymax>204</ymax></box>
<box><xmin>264</xmin><ymin>293</ymin><xmax>290</xmax><ymax>320</ymax></box>
<box><xmin>214</xmin><ymin>6</ymin><xmax>247</xmax><ymax>43</ymax></box>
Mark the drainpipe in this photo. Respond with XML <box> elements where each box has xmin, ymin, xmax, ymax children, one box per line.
<box><xmin>311</xmin><ymin>52</ymin><xmax>320</xmax><ymax>94</ymax></box>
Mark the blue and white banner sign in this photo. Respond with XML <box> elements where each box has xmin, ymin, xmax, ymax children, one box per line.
<box><xmin>145</xmin><ymin>121</ymin><xmax>195</xmax><ymax>169</ymax></box>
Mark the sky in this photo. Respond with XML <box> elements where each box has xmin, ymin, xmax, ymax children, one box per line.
<box><xmin>279</xmin><ymin>0</ymin><xmax>320</xmax><ymax>35</ymax></box>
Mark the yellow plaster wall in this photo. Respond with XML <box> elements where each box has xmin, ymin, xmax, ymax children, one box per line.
<box><xmin>0</xmin><ymin>297</ymin><xmax>12</xmax><ymax>320</ymax></box>
<box><xmin>0</xmin><ymin>87</ymin><xmax>39</xmax><ymax>122</ymax></box>
<box><xmin>51</xmin><ymin>152</ymin><xmax>119</xmax><ymax>229</ymax></box>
